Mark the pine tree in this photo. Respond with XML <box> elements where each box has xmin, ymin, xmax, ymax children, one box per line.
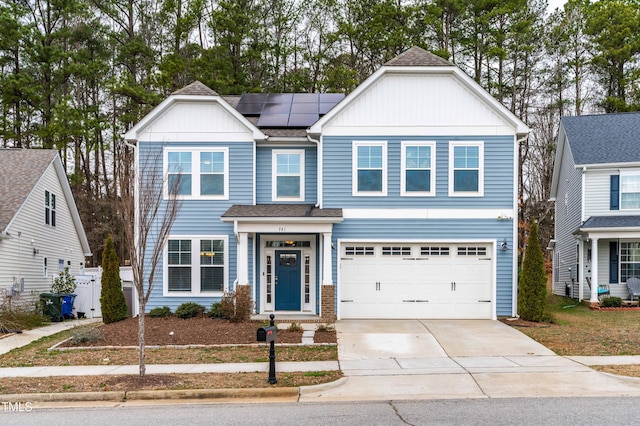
<box><xmin>518</xmin><ymin>221</ymin><xmax>547</xmax><ymax>322</ymax></box>
<box><xmin>100</xmin><ymin>235</ymin><xmax>127</xmax><ymax>324</ymax></box>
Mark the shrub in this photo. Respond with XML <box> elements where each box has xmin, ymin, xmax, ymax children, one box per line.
<box><xmin>217</xmin><ymin>287</ymin><xmax>252</xmax><ymax>323</ymax></box>
<box><xmin>601</xmin><ymin>297</ymin><xmax>623</xmax><ymax>308</ymax></box>
<box><xmin>518</xmin><ymin>221</ymin><xmax>547</xmax><ymax>322</ymax></box>
<box><xmin>70</xmin><ymin>327</ymin><xmax>103</xmax><ymax>345</ymax></box>
<box><xmin>208</xmin><ymin>302</ymin><xmax>226</xmax><ymax>319</ymax></box>
<box><xmin>0</xmin><ymin>307</ymin><xmax>48</xmax><ymax>331</ymax></box>
<box><xmin>100</xmin><ymin>235</ymin><xmax>127</xmax><ymax>324</ymax></box>
<box><xmin>175</xmin><ymin>302</ymin><xmax>205</xmax><ymax>319</ymax></box>
<box><xmin>316</xmin><ymin>323</ymin><xmax>335</xmax><ymax>332</ymax></box>
<box><xmin>51</xmin><ymin>266</ymin><xmax>76</xmax><ymax>294</ymax></box>
<box><xmin>287</xmin><ymin>322</ymin><xmax>303</xmax><ymax>332</ymax></box>
<box><xmin>149</xmin><ymin>306</ymin><xmax>173</xmax><ymax>318</ymax></box>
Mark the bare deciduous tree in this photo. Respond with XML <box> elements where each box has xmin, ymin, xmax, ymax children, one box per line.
<box><xmin>118</xmin><ymin>147</ymin><xmax>182</xmax><ymax>377</ymax></box>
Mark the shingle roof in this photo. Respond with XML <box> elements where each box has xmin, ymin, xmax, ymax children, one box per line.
<box><xmin>172</xmin><ymin>81</ymin><xmax>219</xmax><ymax>96</ymax></box>
<box><xmin>0</xmin><ymin>149</ymin><xmax>58</xmax><ymax>232</ymax></box>
<box><xmin>580</xmin><ymin>216</ymin><xmax>640</xmax><ymax>229</ymax></box>
<box><xmin>222</xmin><ymin>204</ymin><xmax>342</xmax><ymax>219</ymax></box>
<box><xmin>384</xmin><ymin>46</ymin><xmax>452</xmax><ymax>67</ymax></box>
<box><xmin>562</xmin><ymin>112</ymin><xmax>640</xmax><ymax>165</ymax></box>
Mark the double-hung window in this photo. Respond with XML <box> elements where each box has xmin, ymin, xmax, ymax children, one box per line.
<box><xmin>45</xmin><ymin>190</ymin><xmax>56</xmax><ymax>226</ymax></box>
<box><xmin>401</xmin><ymin>141</ymin><xmax>435</xmax><ymax>196</ymax></box>
<box><xmin>620</xmin><ymin>173</ymin><xmax>640</xmax><ymax>210</ymax></box>
<box><xmin>165</xmin><ymin>148</ymin><xmax>228</xmax><ymax>199</ymax></box>
<box><xmin>272</xmin><ymin>150</ymin><xmax>304</xmax><ymax>201</ymax></box>
<box><xmin>449</xmin><ymin>142</ymin><xmax>483</xmax><ymax>196</ymax></box>
<box><xmin>166</xmin><ymin>236</ymin><xmax>227</xmax><ymax>295</ymax></box>
<box><xmin>353</xmin><ymin>141</ymin><xmax>387</xmax><ymax>196</ymax></box>
<box><xmin>620</xmin><ymin>242</ymin><xmax>640</xmax><ymax>282</ymax></box>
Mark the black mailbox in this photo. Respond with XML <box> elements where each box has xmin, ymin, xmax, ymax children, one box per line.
<box><xmin>257</xmin><ymin>326</ymin><xmax>277</xmax><ymax>342</ymax></box>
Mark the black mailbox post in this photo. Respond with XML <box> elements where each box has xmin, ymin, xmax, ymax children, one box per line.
<box><xmin>257</xmin><ymin>314</ymin><xmax>277</xmax><ymax>384</ymax></box>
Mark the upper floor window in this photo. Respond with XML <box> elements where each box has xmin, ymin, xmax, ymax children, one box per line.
<box><xmin>272</xmin><ymin>150</ymin><xmax>304</xmax><ymax>201</ymax></box>
<box><xmin>165</xmin><ymin>148</ymin><xmax>228</xmax><ymax>200</ymax></box>
<box><xmin>401</xmin><ymin>141</ymin><xmax>435</xmax><ymax>196</ymax></box>
<box><xmin>166</xmin><ymin>236</ymin><xmax>227</xmax><ymax>295</ymax></box>
<box><xmin>352</xmin><ymin>141</ymin><xmax>387</xmax><ymax>196</ymax></box>
<box><xmin>621</xmin><ymin>174</ymin><xmax>640</xmax><ymax>209</ymax></box>
<box><xmin>45</xmin><ymin>190</ymin><xmax>56</xmax><ymax>226</ymax></box>
<box><xmin>449</xmin><ymin>142</ymin><xmax>484</xmax><ymax>196</ymax></box>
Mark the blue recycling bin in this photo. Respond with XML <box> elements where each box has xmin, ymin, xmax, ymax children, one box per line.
<box><xmin>61</xmin><ymin>294</ymin><xmax>76</xmax><ymax>319</ymax></box>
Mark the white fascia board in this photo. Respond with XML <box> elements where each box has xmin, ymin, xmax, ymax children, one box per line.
<box><xmin>550</xmin><ymin>125</ymin><xmax>567</xmax><ymax>199</ymax></box>
<box><xmin>319</xmin><ymin>125</ymin><xmax>517</xmax><ymax>137</ymax></box>
<box><xmin>342</xmin><ymin>208</ymin><xmax>513</xmax><ymax>220</ymax></box>
<box><xmin>123</xmin><ymin>95</ymin><xmax>266</xmax><ymax>142</ymax></box>
<box><xmin>575</xmin><ymin>162</ymin><xmax>640</xmax><ymax>170</ymax></box>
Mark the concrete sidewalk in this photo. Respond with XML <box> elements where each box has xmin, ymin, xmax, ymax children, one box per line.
<box><xmin>3</xmin><ymin>318</ymin><xmax>640</xmax><ymax>404</ymax></box>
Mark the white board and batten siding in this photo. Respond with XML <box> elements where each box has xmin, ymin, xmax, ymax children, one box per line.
<box><xmin>339</xmin><ymin>242</ymin><xmax>494</xmax><ymax>319</ymax></box>
<box><xmin>320</xmin><ymin>73</ymin><xmax>520</xmax><ymax>137</ymax></box>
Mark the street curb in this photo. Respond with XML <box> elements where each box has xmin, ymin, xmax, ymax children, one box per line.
<box><xmin>299</xmin><ymin>377</ymin><xmax>348</xmax><ymax>394</ymax></box>
<box><xmin>0</xmin><ymin>391</ymin><xmax>125</xmax><ymax>403</ymax></box>
<box><xmin>125</xmin><ymin>387</ymin><xmax>299</xmax><ymax>400</ymax></box>
<box><xmin>0</xmin><ymin>387</ymin><xmax>300</xmax><ymax>403</ymax></box>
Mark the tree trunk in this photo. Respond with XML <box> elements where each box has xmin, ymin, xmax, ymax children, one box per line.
<box><xmin>138</xmin><ymin>306</ymin><xmax>146</xmax><ymax>377</ymax></box>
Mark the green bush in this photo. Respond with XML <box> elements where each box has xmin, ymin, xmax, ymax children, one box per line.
<box><xmin>208</xmin><ymin>302</ymin><xmax>226</xmax><ymax>319</ymax></box>
<box><xmin>518</xmin><ymin>221</ymin><xmax>547</xmax><ymax>322</ymax></box>
<box><xmin>149</xmin><ymin>306</ymin><xmax>173</xmax><ymax>318</ymax></box>
<box><xmin>100</xmin><ymin>235</ymin><xmax>127</xmax><ymax>324</ymax></box>
<box><xmin>70</xmin><ymin>327</ymin><xmax>103</xmax><ymax>345</ymax></box>
<box><xmin>175</xmin><ymin>302</ymin><xmax>205</xmax><ymax>319</ymax></box>
<box><xmin>601</xmin><ymin>297</ymin><xmax>623</xmax><ymax>308</ymax></box>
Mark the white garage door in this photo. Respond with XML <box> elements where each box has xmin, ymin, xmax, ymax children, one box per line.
<box><xmin>339</xmin><ymin>243</ymin><xmax>493</xmax><ymax>319</ymax></box>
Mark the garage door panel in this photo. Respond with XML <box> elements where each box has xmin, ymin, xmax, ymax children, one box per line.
<box><xmin>340</xmin><ymin>243</ymin><xmax>494</xmax><ymax>319</ymax></box>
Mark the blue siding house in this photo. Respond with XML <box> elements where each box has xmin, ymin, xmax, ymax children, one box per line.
<box><xmin>124</xmin><ymin>47</ymin><xmax>529</xmax><ymax>320</ymax></box>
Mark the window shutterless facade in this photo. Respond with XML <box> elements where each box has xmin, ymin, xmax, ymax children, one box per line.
<box><xmin>449</xmin><ymin>141</ymin><xmax>484</xmax><ymax>196</ymax></box>
<box><xmin>401</xmin><ymin>141</ymin><xmax>435</xmax><ymax>196</ymax></box>
<box><xmin>164</xmin><ymin>148</ymin><xmax>228</xmax><ymax>199</ymax></box>
<box><xmin>272</xmin><ymin>149</ymin><xmax>304</xmax><ymax>201</ymax></box>
<box><xmin>352</xmin><ymin>141</ymin><xmax>387</xmax><ymax>196</ymax></box>
<box><xmin>165</xmin><ymin>236</ymin><xmax>227</xmax><ymax>295</ymax></box>
<box><xmin>45</xmin><ymin>190</ymin><xmax>56</xmax><ymax>226</ymax></box>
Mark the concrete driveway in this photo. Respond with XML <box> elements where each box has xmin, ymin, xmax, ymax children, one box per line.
<box><xmin>299</xmin><ymin>320</ymin><xmax>640</xmax><ymax>401</ymax></box>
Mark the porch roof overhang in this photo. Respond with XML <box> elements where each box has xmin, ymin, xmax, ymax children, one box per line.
<box><xmin>221</xmin><ymin>204</ymin><xmax>343</xmax><ymax>233</ymax></box>
<box><xmin>574</xmin><ymin>215</ymin><xmax>640</xmax><ymax>239</ymax></box>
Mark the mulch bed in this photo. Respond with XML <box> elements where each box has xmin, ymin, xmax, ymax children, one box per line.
<box><xmin>499</xmin><ymin>317</ymin><xmax>551</xmax><ymax>328</ymax></box>
<box><xmin>59</xmin><ymin>316</ymin><xmax>336</xmax><ymax>347</ymax></box>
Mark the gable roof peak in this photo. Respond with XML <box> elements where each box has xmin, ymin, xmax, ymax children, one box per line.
<box><xmin>172</xmin><ymin>81</ymin><xmax>219</xmax><ymax>96</ymax></box>
<box><xmin>384</xmin><ymin>46</ymin><xmax>453</xmax><ymax>67</ymax></box>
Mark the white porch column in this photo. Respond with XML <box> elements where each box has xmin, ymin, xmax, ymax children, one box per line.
<box><xmin>578</xmin><ymin>240</ymin><xmax>585</xmax><ymax>301</ymax></box>
<box><xmin>322</xmin><ymin>232</ymin><xmax>333</xmax><ymax>285</ymax></box>
<box><xmin>590</xmin><ymin>238</ymin><xmax>599</xmax><ymax>302</ymax></box>
<box><xmin>237</xmin><ymin>232</ymin><xmax>249</xmax><ymax>285</ymax></box>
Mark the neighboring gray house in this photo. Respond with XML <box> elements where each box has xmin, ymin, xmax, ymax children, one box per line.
<box><xmin>125</xmin><ymin>47</ymin><xmax>529</xmax><ymax>320</ymax></box>
<box><xmin>0</xmin><ymin>149</ymin><xmax>92</xmax><ymax>310</ymax></box>
<box><xmin>550</xmin><ymin>112</ymin><xmax>640</xmax><ymax>302</ymax></box>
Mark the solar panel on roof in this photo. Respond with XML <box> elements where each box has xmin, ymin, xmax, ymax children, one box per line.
<box><xmin>237</xmin><ymin>92</ymin><xmax>344</xmax><ymax>128</ymax></box>
<box><xmin>257</xmin><ymin>113</ymin><xmax>289</xmax><ymax>127</ymax></box>
<box><xmin>288</xmin><ymin>114</ymin><xmax>319</xmax><ymax>127</ymax></box>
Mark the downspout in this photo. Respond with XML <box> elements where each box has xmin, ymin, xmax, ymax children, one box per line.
<box><xmin>307</xmin><ymin>134</ymin><xmax>321</xmax><ymax>208</ymax></box>
<box><xmin>513</xmin><ymin>133</ymin><xmax>528</xmax><ymax>317</ymax></box>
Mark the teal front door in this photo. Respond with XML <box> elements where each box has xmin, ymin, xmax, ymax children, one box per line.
<box><xmin>275</xmin><ymin>250</ymin><xmax>301</xmax><ymax>311</ymax></box>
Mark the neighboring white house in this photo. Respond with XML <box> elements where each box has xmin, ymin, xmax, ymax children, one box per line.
<box><xmin>0</xmin><ymin>148</ymin><xmax>92</xmax><ymax>310</ymax></box>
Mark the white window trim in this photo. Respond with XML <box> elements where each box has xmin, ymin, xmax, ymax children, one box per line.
<box><xmin>619</xmin><ymin>169</ymin><xmax>640</xmax><ymax>210</ymax></box>
<box><xmin>163</xmin><ymin>147</ymin><xmax>229</xmax><ymax>200</ymax></box>
<box><xmin>352</xmin><ymin>141</ymin><xmax>387</xmax><ymax>196</ymax></box>
<box><xmin>163</xmin><ymin>235</ymin><xmax>229</xmax><ymax>297</ymax></box>
<box><xmin>401</xmin><ymin>141</ymin><xmax>436</xmax><ymax>196</ymax></box>
<box><xmin>272</xmin><ymin>149</ymin><xmax>305</xmax><ymax>202</ymax></box>
<box><xmin>448</xmin><ymin>141</ymin><xmax>484</xmax><ymax>197</ymax></box>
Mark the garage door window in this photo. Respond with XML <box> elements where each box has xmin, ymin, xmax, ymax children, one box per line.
<box><xmin>458</xmin><ymin>246</ymin><xmax>487</xmax><ymax>256</ymax></box>
<box><xmin>344</xmin><ymin>246</ymin><xmax>375</xmax><ymax>256</ymax></box>
<box><xmin>382</xmin><ymin>246</ymin><xmax>411</xmax><ymax>256</ymax></box>
<box><xmin>421</xmin><ymin>246</ymin><xmax>450</xmax><ymax>256</ymax></box>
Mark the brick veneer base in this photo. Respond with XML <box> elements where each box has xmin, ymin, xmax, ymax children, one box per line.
<box><xmin>321</xmin><ymin>285</ymin><xmax>336</xmax><ymax>322</ymax></box>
